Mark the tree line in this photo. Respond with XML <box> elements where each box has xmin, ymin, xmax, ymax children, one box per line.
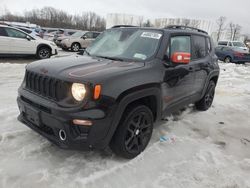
<box><xmin>0</xmin><ymin>7</ymin><xmax>106</xmax><ymax>31</ymax></box>
<box><xmin>216</xmin><ymin>16</ymin><xmax>243</xmax><ymax>41</ymax></box>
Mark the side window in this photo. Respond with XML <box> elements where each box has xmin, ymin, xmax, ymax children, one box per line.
<box><xmin>5</xmin><ymin>28</ymin><xmax>27</xmax><ymax>39</ymax></box>
<box><xmin>167</xmin><ymin>36</ymin><xmax>191</xmax><ymax>58</ymax></box>
<box><xmin>84</xmin><ymin>32</ymin><xmax>93</xmax><ymax>39</ymax></box>
<box><xmin>0</xmin><ymin>27</ymin><xmax>8</xmax><ymax>36</ymax></box>
<box><xmin>93</xmin><ymin>32</ymin><xmax>100</xmax><ymax>38</ymax></box>
<box><xmin>192</xmin><ymin>35</ymin><xmax>206</xmax><ymax>59</ymax></box>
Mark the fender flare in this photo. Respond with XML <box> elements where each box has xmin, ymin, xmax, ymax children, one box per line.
<box><xmin>201</xmin><ymin>70</ymin><xmax>220</xmax><ymax>98</ymax></box>
<box><xmin>36</xmin><ymin>44</ymin><xmax>52</xmax><ymax>54</ymax></box>
<box><xmin>103</xmin><ymin>85</ymin><xmax>162</xmax><ymax>146</ymax></box>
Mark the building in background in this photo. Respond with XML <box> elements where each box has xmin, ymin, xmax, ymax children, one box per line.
<box><xmin>154</xmin><ymin>18</ymin><xmax>215</xmax><ymax>35</ymax></box>
<box><xmin>106</xmin><ymin>14</ymin><xmax>144</xmax><ymax>29</ymax></box>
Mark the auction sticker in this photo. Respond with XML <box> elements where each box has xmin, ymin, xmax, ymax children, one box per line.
<box><xmin>141</xmin><ymin>32</ymin><xmax>162</xmax><ymax>39</ymax></box>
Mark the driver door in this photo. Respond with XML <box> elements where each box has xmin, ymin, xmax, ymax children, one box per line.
<box><xmin>4</xmin><ymin>27</ymin><xmax>36</xmax><ymax>54</ymax></box>
<box><xmin>162</xmin><ymin>35</ymin><xmax>195</xmax><ymax>113</ymax></box>
<box><xmin>80</xmin><ymin>32</ymin><xmax>94</xmax><ymax>48</ymax></box>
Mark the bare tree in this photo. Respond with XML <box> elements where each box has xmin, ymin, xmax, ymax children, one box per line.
<box><xmin>229</xmin><ymin>23</ymin><xmax>241</xmax><ymax>41</ymax></box>
<box><xmin>216</xmin><ymin>16</ymin><xmax>227</xmax><ymax>41</ymax></box>
<box><xmin>137</xmin><ymin>16</ymin><xmax>144</xmax><ymax>27</ymax></box>
<box><xmin>0</xmin><ymin>7</ymin><xmax>106</xmax><ymax>31</ymax></box>
<box><xmin>183</xmin><ymin>19</ymin><xmax>190</xmax><ymax>26</ymax></box>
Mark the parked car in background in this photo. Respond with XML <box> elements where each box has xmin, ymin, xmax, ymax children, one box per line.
<box><xmin>60</xmin><ymin>31</ymin><xmax>101</xmax><ymax>51</ymax></box>
<box><xmin>15</xmin><ymin>27</ymin><xmax>40</xmax><ymax>38</ymax></box>
<box><xmin>218</xmin><ymin>41</ymin><xmax>249</xmax><ymax>51</ymax></box>
<box><xmin>42</xmin><ymin>29</ymin><xmax>58</xmax><ymax>41</ymax></box>
<box><xmin>215</xmin><ymin>46</ymin><xmax>250</xmax><ymax>63</ymax></box>
<box><xmin>53</xmin><ymin>29</ymin><xmax>76</xmax><ymax>43</ymax></box>
<box><xmin>54</xmin><ymin>29</ymin><xmax>81</xmax><ymax>47</ymax></box>
<box><xmin>0</xmin><ymin>25</ymin><xmax>58</xmax><ymax>59</ymax></box>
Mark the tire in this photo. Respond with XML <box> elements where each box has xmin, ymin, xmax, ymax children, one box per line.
<box><xmin>224</xmin><ymin>56</ymin><xmax>231</xmax><ymax>63</ymax></box>
<box><xmin>71</xmin><ymin>43</ymin><xmax>81</xmax><ymax>52</ymax></box>
<box><xmin>110</xmin><ymin>105</ymin><xmax>154</xmax><ymax>159</ymax></box>
<box><xmin>195</xmin><ymin>81</ymin><xmax>216</xmax><ymax>111</ymax></box>
<box><xmin>37</xmin><ymin>47</ymin><xmax>51</xmax><ymax>59</ymax></box>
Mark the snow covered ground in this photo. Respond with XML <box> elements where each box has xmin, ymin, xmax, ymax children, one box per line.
<box><xmin>0</xmin><ymin>60</ymin><xmax>250</xmax><ymax>188</ymax></box>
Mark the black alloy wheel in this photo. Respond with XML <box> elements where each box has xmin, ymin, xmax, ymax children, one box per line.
<box><xmin>110</xmin><ymin>105</ymin><xmax>154</xmax><ymax>159</ymax></box>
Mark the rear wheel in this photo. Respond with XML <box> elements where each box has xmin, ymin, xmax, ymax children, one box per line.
<box><xmin>195</xmin><ymin>81</ymin><xmax>216</xmax><ymax>111</ymax></box>
<box><xmin>110</xmin><ymin>105</ymin><xmax>154</xmax><ymax>159</ymax></box>
<box><xmin>71</xmin><ymin>43</ymin><xmax>81</xmax><ymax>52</ymax></box>
<box><xmin>224</xmin><ymin>56</ymin><xmax>231</xmax><ymax>63</ymax></box>
<box><xmin>37</xmin><ymin>47</ymin><xmax>51</xmax><ymax>59</ymax></box>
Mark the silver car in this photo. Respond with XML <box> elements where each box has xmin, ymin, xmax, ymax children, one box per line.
<box><xmin>60</xmin><ymin>31</ymin><xmax>101</xmax><ymax>51</ymax></box>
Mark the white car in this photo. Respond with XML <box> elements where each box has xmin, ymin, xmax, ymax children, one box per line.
<box><xmin>0</xmin><ymin>25</ymin><xmax>58</xmax><ymax>59</ymax></box>
<box><xmin>60</xmin><ymin>31</ymin><xmax>100</xmax><ymax>52</ymax></box>
<box><xmin>218</xmin><ymin>41</ymin><xmax>249</xmax><ymax>51</ymax></box>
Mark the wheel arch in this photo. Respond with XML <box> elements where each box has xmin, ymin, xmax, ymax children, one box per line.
<box><xmin>36</xmin><ymin>44</ymin><xmax>52</xmax><ymax>54</ymax></box>
<box><xmin>200</xmin><ymin>71</ymin><xmax>219</xmax><ymax>98</ymax></box>
<box><xmin>71</xmin><ymin>42</ymin><xmax>81</xmax><ymax>49</ymax></box>
<box><xmin>104</xmin><ymin>85</ymin><xmax>162</xmax><ymax>146</ymax></box>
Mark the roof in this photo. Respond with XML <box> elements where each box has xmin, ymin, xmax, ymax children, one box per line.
<box><xmin>110</xmin><ymin>25</ymin><xmax>209</xmax><ymax>36</ymax></box>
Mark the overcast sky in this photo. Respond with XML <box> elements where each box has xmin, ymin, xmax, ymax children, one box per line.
<box><xmin>0</xmin><ymin>0</ymin><xmax>249</xmax><ymax>33</ymax></box>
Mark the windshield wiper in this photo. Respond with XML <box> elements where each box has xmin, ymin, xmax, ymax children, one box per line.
<box><xmin>96</xmin><ymin>56</ymin><xmax>124</xmax><ymax>61</ymax></box>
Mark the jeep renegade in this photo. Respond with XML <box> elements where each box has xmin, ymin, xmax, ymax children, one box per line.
<box><xmin>17</xmin><ymin>25</ymin><xmax>220</xmax><ymax>159</ymax></box>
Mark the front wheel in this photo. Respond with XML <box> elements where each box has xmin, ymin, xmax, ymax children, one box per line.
<box><xmin>37</xmin><ymin>47</ymin><xmax>51</xmax><ymax>59</ymax></box>
<box><xmin>71</xmin><ymin>43</ymin><xmax>81</xmax><ymax>52</ymax></box>
<box><xmin>224</xmin><ymin>56</ymin><xmax>231</xmax><ymax>63</ymax></box>
<box><xmin>110</xmin><ymin>105</ymin><xmax>154</xmax><ymax>159</ymax></box>
<box><xmin>195</xmin><ymin>81</ymin><xmax>216</xmax><ymax>111</ymax></box>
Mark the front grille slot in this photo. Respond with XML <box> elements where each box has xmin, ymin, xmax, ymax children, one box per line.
<box><xmin>25</xmin><ymin>71</ymin><xmax>68</xmax><ymax>101</ymax></box>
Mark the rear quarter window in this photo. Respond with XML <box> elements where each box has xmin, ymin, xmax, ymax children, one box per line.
<box><xmin>192</xmin><ymin>35</ymin><xmax>206</xmax><ymax>59</ymax></box>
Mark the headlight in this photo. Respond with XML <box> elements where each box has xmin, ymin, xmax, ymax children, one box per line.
<box><xmin>71</xmin><ymin>83</ymin><xmax>86</xmax><ymax>101</ymax></box>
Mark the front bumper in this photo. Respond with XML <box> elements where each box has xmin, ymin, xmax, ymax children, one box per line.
<box><xmin>17</xmin><ymin>89</ymin><xmax>114</xmax><ymax>150</ymax></box>
<box><xmin>61</xmin><ymin>41</ymin><xmax>71</xmax><ymax>49</ymax></box>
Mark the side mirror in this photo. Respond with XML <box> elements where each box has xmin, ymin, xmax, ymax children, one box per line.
<box><xmin>171</xmin><ymin>52</ymin><xmax>191</xmax><ymax>64</ymax></box>
<box><xmin>26</xmin><ymin>35</ymin><xmax>31</xmax><ymax>41</ymax></box>
<box><xmin>82</xmin><ymin>35</ymin><xmax>87</xmax><ymax>39</ymax></box>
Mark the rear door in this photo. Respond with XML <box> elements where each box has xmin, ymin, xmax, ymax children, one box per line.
<box><xmin>191</xmin><ymin>35</ymin><xmax>211</xmax><ymax>96</ymax></box>
<box><xmin>0</xmin><ymin>27</ymin><xmax>10</xmax><ymax>54</ymax></box>
<box><xmin>4</xmin><ymin>27</ymin><xmax>36</xmax><ymax>54</ymax></box>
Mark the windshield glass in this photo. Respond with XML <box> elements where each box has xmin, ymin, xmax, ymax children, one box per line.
<box><xmin>233</xmin><ymin>42</ymin><xmax>246</xmax><ymax>47</ymax></box>
<box><xmin>72</xmin><ymin>31</ymin><xmax>86</xmax><ymax>37</ymax></box>
<box><xmin>86</xmin><ymin>28</ymin><xmax>163</xmax><ymax>61</ymax></box>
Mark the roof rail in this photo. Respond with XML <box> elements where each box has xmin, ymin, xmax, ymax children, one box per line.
<box><xmin>165</xmin><ymin>25</ymin><xmax>208</xmax><ymax>34</ymax></box>
<box><xmin>111</xmin><ymin>25</ymin><xmax>138</xmax><ymax>28</ymax></box>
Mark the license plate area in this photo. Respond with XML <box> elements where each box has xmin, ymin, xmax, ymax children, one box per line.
<box><xmin>25</xmin><ymin>107</ymin><xmax>40</xmax><ymax>127</ymax></box>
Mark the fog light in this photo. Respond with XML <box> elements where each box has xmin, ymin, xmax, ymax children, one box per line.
<box><xmin>73</xmin><ymin>119</ymin><xmax>93</xmax><ymax>126</ymax></box>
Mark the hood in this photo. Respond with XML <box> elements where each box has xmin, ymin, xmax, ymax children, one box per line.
<box><xmin>26</xmin><ymin>55</ymin><xmax>145</xmax><ymax>83</ymax></box>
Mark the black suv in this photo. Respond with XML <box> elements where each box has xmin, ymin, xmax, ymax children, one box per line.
<box><xmin>17</xmin><ymin>25</ymin><xmax>219</xmax><ymax>159</ymax></box>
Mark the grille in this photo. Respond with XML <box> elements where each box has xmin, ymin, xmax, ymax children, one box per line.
<box><xmin>25</xmin><ymin>71</ymin><xmax>68</xmax><ymax>101</ymax></box>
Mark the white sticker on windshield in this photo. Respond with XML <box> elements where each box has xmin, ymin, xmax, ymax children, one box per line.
<box><xmin>134</xmin><ymin>53</ymin><xmax>147</xmax><ymax>60</ymax></box>
<box><xmin>141</xmin><ymin>32</ymin><xmax>162</xmax><ymax>39</ymax></box>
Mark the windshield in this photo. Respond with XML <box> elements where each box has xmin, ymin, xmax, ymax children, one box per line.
<box><xmin>72</xmin><ymin>31</ymin><xmax>86</xmax><ymax>37</ymax></box>
<box><xmin>86</xmin><ymin>28</ymin><xmax>163</xmax><ymax>61</ymax></box>
<box><xmin>233</xmin><ymin>42</ymin><xmax>246</xmax><ymax>47</ymax></box>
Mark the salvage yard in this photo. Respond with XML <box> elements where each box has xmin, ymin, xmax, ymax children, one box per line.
<box><xmin>0</xmin><ymin>58</ymin><xmax>250</xmax><ymax>188</ymax></box>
